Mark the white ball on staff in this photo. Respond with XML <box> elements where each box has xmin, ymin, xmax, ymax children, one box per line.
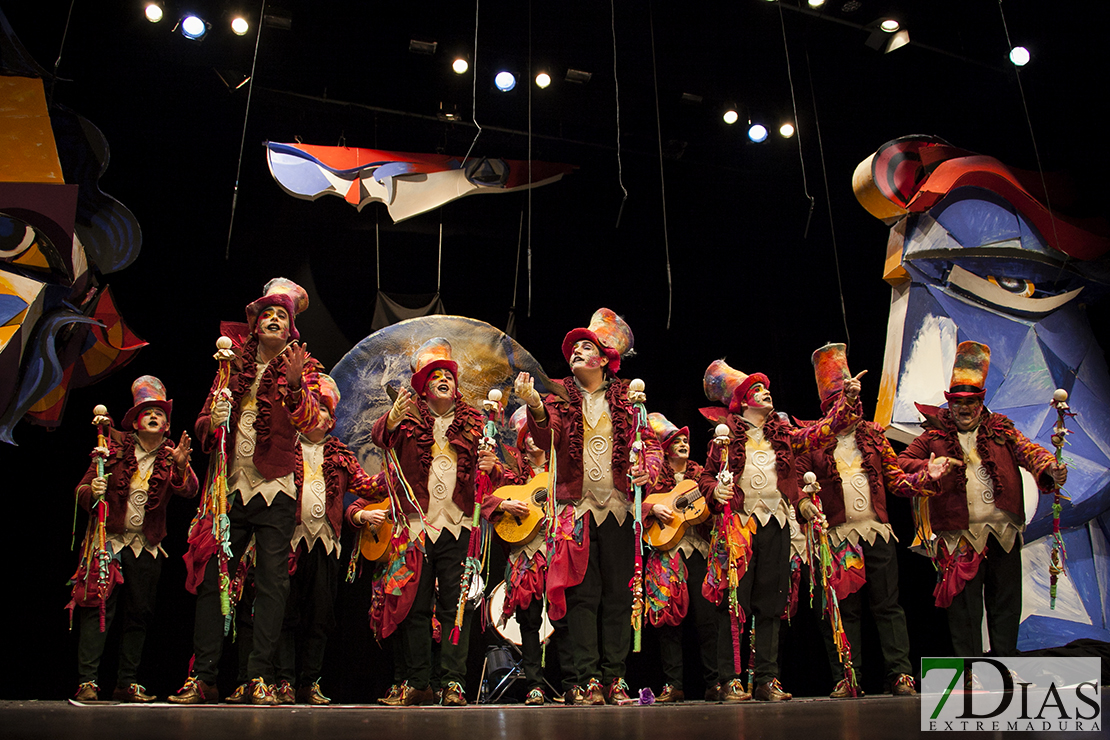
<box><xmin>216</xmin><ymin>336</ymin><xmax>233</xmax><ymax>350</ymax></box>
<box><xmin>715</xmin><ymin>424</ymin><xmax>730</xmax><ymax>438</ymax></box>
<box><xmin>803</xmin><ymin>471</ymin><xmax>817</xmax><ymax>485</ymax></box>
<box><xmin>1053</xmin><ymin>388</ymin><xmax>1069</xmax><ymax>403</ymax></box>
<box><xmin>488</xmin><ymin>388</ymin><xmax>503</xmax><ymax>403</ymax></box>
<box><xmin>629</xmin><ymin>378</ymin><xmax>645</xmax><ymax>393</ymax></box>
<box><xmin>93</xmin><ymin>404</ymin><xmax>108</xmax><ymax>417</ymax></box>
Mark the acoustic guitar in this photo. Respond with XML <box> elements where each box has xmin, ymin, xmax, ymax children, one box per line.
<box><xmin>358</xmin><ymin>498</ymin><xmax>394</xmax><ymax>562</ymax></box>
<box><xmin>492</xmin><ymin>472</ymin><xmax>550</xmax><ymax>546</ymax></box>
<box><xmin>643</xmin><ymin>479</ymin><xmax>710</xmax><ymax>550</ymax></box>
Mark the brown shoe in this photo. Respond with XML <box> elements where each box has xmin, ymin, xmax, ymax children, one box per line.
<box><xmin>829</xmin><ymin>678</ymin><xmax>864</xmax><ymax>699</ymax></box>
<box><xmin>524</xmin><ymin>688</ymin><xmax>545</xmax><ymax>706</ymax></box>
<box><xmin>704</xmin><ymin>683</ymin><xmax>721</xmax><ymax>702</ymax></box>
<box><xmin>606</xmin><ymin>678</ymin><xmax>632</xmax><ymax>705</ymax></box>
<box><xmin>583</xmin><ymin>678</ymin><xmax>606</xmax><ymax>705</ymax></box>
<box><xmin>564</xmin><ymin>686</ymin><xmax>584</xmax><ymax>705</ymax></box>
<box><xmin>74</xmin><ymin>681</ymin><xmax>99</xmax><ymax>702</ymax></box>
<box><xmin>112</xmin><ymin>683</ymin><xmax>157</xmax><ymax>703</ymax></box>
<box><xmin>274</xmin><ymin>680</ymin><xmax>295</xmax><ymax>705</ymax></box>
<box><xmin>249</xmin><ymin>678</ymin><xmax>278</xmax><ymax>706</ymax></box>
<box><xmin>720</xmin><ymin>678</ymin><xmax>751</xmax><ymax>702</ymax></box>
<box><xmin>225</xmin><ymin>683</ymin><xmax>250</xmax><ymax>705</ymax></box>
<box><xmin>441</xmin><ymin>681</ymin><xmax>468</xmax><ymax>706</ymax></box>
<box><xmin>753</xmin><ymin>678</ymin><xmax>792</xmax><ymax>702</ymax></box>
<box><xmin>379</xmin><ymin>683</ymin><xmax>404</xmax><ymax>706</ymax></box>
<box><xmin>656</xmin><ymin>684</ymin><xmax>685</xmax><ymax>703</ymax></box>
<box><xmin>400</xmin><ymin>684</ymin><xmax>434</xmax><ymax>706</ymax></box>
<box><xmin>168</xmin><ymin>677</ymin><xmax>219</xmax><ymax>705</ymax></box>
<box><xmin>297</xmin><ymin>681</ymin><xmax>331</xmax><ymax>705</ymax></box>
<box><xmin>891</xmin><ymin>674</ymin><xmax>917</xmax><ymax>696</ymax></box>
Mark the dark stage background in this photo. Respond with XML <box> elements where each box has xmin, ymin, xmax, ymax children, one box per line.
<box><xmin>1</xmin><ymin>1</ymin><xmax>1107</xmax><ymax>701</ymax></box>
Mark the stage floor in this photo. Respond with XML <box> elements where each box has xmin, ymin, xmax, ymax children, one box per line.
<box><xmin>2</xmin><ymin>693</ymin><xmax>1105</xmax><ymax>740</ymax></box>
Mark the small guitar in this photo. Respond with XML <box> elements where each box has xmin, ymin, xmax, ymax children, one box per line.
<box><xmin>643</xmin><ymin>479</ymin><xmax>710</xmax><ymax>550</ymax></box>
<box><xmin>492</xmin><ymin>472</ymin><xmax>550</xmax><ymax>546</ymax></box>
<box><xmin>358</xmin><ymin>499</ymin><xmax>394</xmax><ymax>562</ymax></box>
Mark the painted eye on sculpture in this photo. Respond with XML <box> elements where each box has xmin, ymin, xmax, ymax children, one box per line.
<box><xmin>988</xmin><ymin>276</ymin><xmax>1035</xmax><ymax>297</ymax></box>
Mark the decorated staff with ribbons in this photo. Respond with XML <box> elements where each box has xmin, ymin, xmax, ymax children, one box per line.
<box><xmin>357</xmin><ymin>338</ymin><xmax>507</xmax><ymax>707</ymax></box>
<box><xmin>485</xmin><ymin>406</ymin><xmax>552</xmax><ymax>705</ymax></box>
<box><xmin>795</xmin><ymin>343</ymin><xmax>951</xmax><ymax>698</ymax></box>
<box><xmin>514</xmin><ymin>308</ymin><xmax>662</xmax><ymax>706</ymax></box>
<box><xmin>643</xmin><ymin>412</ymin><xmax>719</xmax><ymax>703</ymax></box>
<box><xmin>698</xmin><ymin>359</ymin><xmax>861</xmax><ymax>702</ymax></box>
<box><xmin>898</xmin><ymin>341</ymin><xmax>1066</xmax><ymax>660</ymax></box>
<box><xmin>70</xmin><ymin>376</ymin><xmax>197</xmax><ymax>702</ymax></box>
<box><xmin>173</xmin><ymin>278</ymin><xmax>324</xmax><ymax>705</ymax></box>
<box><xmin>262</xmin><ymin>374</ymin><xmax>385</xmax><ymax>706</ymax></box>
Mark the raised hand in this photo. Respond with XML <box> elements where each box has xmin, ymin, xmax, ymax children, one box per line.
<box><xmin>843</xmin><ymin>370</ymin><xmax>868</xmax><ymax>403</ymax></box>
<box><xmin>387</xmin><ymin>386</ymin><xmax>419</xmax><ymax>431</ymax></box>
<box><xmin>926</xmin><ymin>452</ymin><xmax>962</xmax><ymax>481</ymax></box>
<box><xmin>170</xmin><ymin>431</ymin><xmax>193</xmax><ymax>471</ymax></box>
<box><xmin>514</xmin><ymin>372</ymin><xmax>542</xmax><ymax>409</ymax></box>
<box><xmin>285</xmin><ymin>343</ymin><xmax>308</xmax><ymax>390</ymax></box>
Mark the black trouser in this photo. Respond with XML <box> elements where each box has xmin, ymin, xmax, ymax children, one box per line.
<box><xmin>399</xmin><ymin>529</ymin><xmax>471</xmax><ymax>690</ymax></box>
<box><xmin>716</xmin><ymin>518</ymin><xmax>789</xmax><ymax>686</ymax></box>
<box><xmin>76</xmin><ymin>548</ymin><xmax>162</xmax><ymax>686</ymax></box>
<box><xmin>192</xmin><ymin>492</ymin><xmax>296</xmax><ymax>684</ymax></box>
<box><xmin>516</xmin><ymin>598</ymin><xmax>546</xmax><ymax>690</ymax></box>
<box><xmin>947</xmin><ymin>534</ymin><xmax>1022</xmax><ymax>658</ymax></box>
<box><xmin>558</xmin><ymin>514</ymin><xmax>634</xmax><ymax>690</ymax></box>
<box><xmin>658</xmin><ymin>550</ymin><xmax>718</xmax><ymax>690</ymax></box>
<box><xmin>277</xmin><ymin>540</ymin><xmax>340</xmax><ymax>686</ymax></box>
<box><xmin>819</xmin><ymin>534</ymin><xmax>912</xmax><ymax>686</ymax></box>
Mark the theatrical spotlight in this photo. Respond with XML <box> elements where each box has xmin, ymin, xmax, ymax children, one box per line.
<box><xmin>145</xmin><ymin>3</ymin><xmax>164</xmax><ymax>22</ymax></box>
<box><xmin>779</xmin><ymin>122</ymin><xmax>795</xmax><ymax>138</ymax></box>
<box><xmin>748</xmin><ymin>124</ymin><xmax>768</xmax><ymax>143</ymax></box>
<box><xmin>865</xmin><ymin>19</ymin><xmax>909</xmax><ymax>53</ymax></box>
<box><xmin>1009</xmin><ymin>46</ymin><xmax>1030</xmax><ymax>66</ymax></box>
<box><xmin>494</xmin><ymin>71</ymin><xmax>516</xmax><ymax>92</ymax></box>
<box><xmin>723</xmin><ymin>109</ymin><xmax>739</xmax><ymax>125</ymax></box>
<box><xmin>535</xmin><ymin>72</ymin><xmax>551</xmax><ymax>88</ymax></box>
<box><xmin>452</xmin><ymin>58</ymin><xmax>469</xmax><ymax>74</ymax></box>
<box><xmin>179</xmin><ymin>14</ymin><xmax>209</xmax><ymax>40</ymax></box>
<box><xmin>231</xmin><ymin>16</ymin><xmax>249</xmax><ymax>35</ymax></box>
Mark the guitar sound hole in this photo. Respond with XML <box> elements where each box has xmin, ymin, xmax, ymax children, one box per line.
<box><xmin>534</xmin><ymin>489</ymin><xmax>548</xmax><ymax>504</ymax></box>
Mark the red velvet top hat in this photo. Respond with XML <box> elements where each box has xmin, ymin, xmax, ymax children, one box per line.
<box><xmin>812</xmin><ymin>342</ymin><xmax>850</xmax><ymax>413</ymax></box>
<box><xmin>245</xmin><ymin>277</ymin><xmax>310</xmax><ymax>341</ymax></box>
<box><xmin>121</xmin><ymin>375</ymin><xmax>173</xmax><ymax>431</ymax></box>
<box><xmin>410</xmin><ymin>337</ymin><xmax>459</xmax><ymax>395</ymax></box>
<box><xmin>703</xmin><ymin>359</ymin><xmax>769</xmax><ymax>414</ymax></box>
<box><xmin>648</xmin><ymin>411</ymin><xmax>688</xmax><ymax>451</ymax></box>
<box><xmin>944</xmin><ymin>340</ymin><xmax>991</xmax><ymax>402</ymax></box>
<box><xmin>561</xmin><ymin>308</ymin><xmax>634</xmax><ymax>375</ymax></box>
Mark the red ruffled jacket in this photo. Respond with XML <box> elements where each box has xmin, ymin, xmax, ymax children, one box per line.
<box><xmin>195</xmin><ymin>331</ymin><xmax>323</xmax><ymax>482</ymax></box>
<box><xmin>75</xmin><ymin>429</ymin><xmax>199</xmax><ymax>548</ymax></box>
<box><xmin>699</xmin><ymin>394</ymin><xmax>860</xmax><ymax>514</ymax></box>
<box><xmin>898</xmin><ymin>405</ymin><xmax>1056</xmax><ymax>533</ymax></box>
<box><xmin>527</xmin><ymin>377</ymin><xmax>663</xmax><ymax>503</ymax></box>
<box><xmin>796</xmin><ymin>420</ymin><xmax>934</xmax><ymax>527</ymax></box>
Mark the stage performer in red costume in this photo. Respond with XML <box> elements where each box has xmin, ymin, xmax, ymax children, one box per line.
<box><xmin>250</xmin><ymin>374</ymin><xmax>383</xmax><ymax>705</ymax></box>
<box><xmin>70</xmin><ymin>376</ymin><xmax>197</xmax><ymax>702</ymax></box>
<box><xmin>485</xmin><ymin>406</ymin><xmax>552</xmax><ymax>705</ymax></box>
<box><xmin>795</xmin><ymin>343</ymin><xmax>951</xmax><ymax>698</ymax></box>
<box><xmin>514</xmin><ymin>308</ymin><xmax>663</xmax><ymax>706</ymax></box>
<box><xmin>348</xmin><ymin>338</ymin><xmax>507</xmax><ymax>707</ymax></box>
<box><xmin>898</xmin><ymin>341</ymin><xmax>1066</xmax><ymax>660</ymax></box>
<box><xmin>171</xmin><ymin>278</ymin><xmax>324</xmax><ymax>705</ymax></box>
<box><xmin>699</xmin><ymin>359</ymin><xmax>861</xmax><ymax>702</ymax></box>
<box><xmin>643</xmin><ymin>412</ymin><xmax>719</xmax><ymax>703</ymax></box>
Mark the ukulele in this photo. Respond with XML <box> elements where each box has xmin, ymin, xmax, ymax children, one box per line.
<box><xmin>358</xmin><ymin>498</ymin><xmax>394</xmax><ymax>561</ymax></box>
<box><xmin>643</xmin><ymin>479</ymin><xmax>709</xmax><ymax>550</ymax></box>
<box><xmin>492</xmin><ymin>472</ymin><xmax>550</xmax><ymax>546</ymax></box>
